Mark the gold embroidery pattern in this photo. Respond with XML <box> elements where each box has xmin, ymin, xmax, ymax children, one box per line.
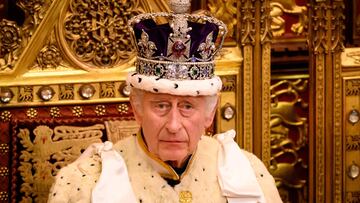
<box><xmin>17</xmin><ymin>125</ymin><xmax>104</xmax><ymax>202</ymax></box>
<box><xmin>26</xmin><ymin>108</ymin><xmax>38</xmax><ymax>119</ymax></box>
<box><xmin>0</xmin><ymin>111</ymin><xmax>12</xmax><ymax>122</ymax></box>
<box><xmin>0</xmin><ymin>167</ymin><xmax>8</xmax><ymax>177</ymax></box>
<box><xmin>50</xmin><ymin>107</ymin><xmax>61</xmax><ymax>118</ymax></box>
<box><xmin>117</xmin><ymin>104</ymin><xmax>129</xmax><ymax>114</ymax></box>
<box><xmin>0</xmin><ymin>144</ymin><xmax>9</xmax><ymax>155</ymax></box>
<box><xmin>0</xmin><ymin>191</ymin><xmax>8</xmax><ymax>201</ymax></box>
<box><xmin>72</xmin><ymin>106</ymin><xmax>83</xmax><ymax>117</ymax></box>
<box><xmin>95</xmin><ymin>105</ymin><xmax>106</xmax><ymax>116</ymax></box>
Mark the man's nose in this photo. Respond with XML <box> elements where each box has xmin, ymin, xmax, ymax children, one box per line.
<box><xmin>166</xmin><ymin>107</ymin><xmax>182</xmax><ymax>133</ymax></box>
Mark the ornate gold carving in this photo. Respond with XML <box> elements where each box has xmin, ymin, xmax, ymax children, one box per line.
<box><xmin>330</xmin><ymin>2</ymin><xmax>345</xmax><ymax>52</ymax></box>
<box><xmin>117</xmin><ymin>104</ymin><xmax>129</xmax><ymax>114</ymax></box>
<box><xmin>221</xmin><ymin>75</ymin><xmax>236</xmax><ymax>92</ymax></box>
<box><xmin>17</xmin><ymin>125</ymin><xmax>103</xmax><ymax>202</ymax></box>
<box><xmin>346</xmin><ymin>191</ymin><xmax>360</xmax><ymax>202</ymax></box>
<box><xmin>240</xmin><ymin>0</ymin><xmax>256</xmax><ymax>45</ymax></box>
<box><xmin>100</xmin><ymin>82</ymin><xmax>115</xmax><ymax>98</ymax></box>
<box><xmin>17</xmin><ymin>0</ymin><xmax>47</xmax><ymax>28</ymax></box>
<box><xmin>313</xmin><ymin>3</ymin><xmax>329</xmax><ymax>54</ymax></box>
<box><xmin>0</xmin><ymin>19</ymin><xmax>21</xmax><ymax>71</ymax></box>
<box><xmin>0</xmin><ymin>167</ymin><xmax>8</xmax><ymax>177</ymax></box>
<box><xmin>208</xmin><ymin>0</ymin><xmax>237</xmax><ymax>38</ymax></box>
<box><xmin>270</xmin><ymin>78</ymin><xmax>308</xmax><ymax>199</ymax></box>
<box><xmin>333</xmin><ymin>53</ymin><xmax>343</xmax><ymax>203</ymax></box>
<box><xmin>72</xmin><ymin>106</ymin><xmax>83</xmax><ymax>117</ymax></box>
<box><xmin>346</xmin><ymin>135</ymin><xmax>360</xmax><ymax>151</ymax></box>
<box><xmin>0</xmin><ymin>111</ymin><xmax>12</xmax><ymax>122</ymax></box>
<box><xmin>270</xmin><ymin>0</ymin><xmax>307</xmax><ymax>37</ymax></box>
<box><xmin>346</xmin><ymin>79</ymin><xmax>360</xmax><ymax>96</ymax></box>
<box><xmin>261</xmin><ymin>0</ymin><xmax>272</xmax><ymax>166</ymax></box>
<box><xmin>0</xmin><ymin>144</ymin><xmax>9</xmax><ymax>154</ymax></box>
<box><xmin>50</xmin><ymin>107</ymin><xmax>61</xmax><ymax>118</ymax></box>
<box><xmin>59</xmin><ymin>84</ymin><xmax>74</xmax><ymax>100</ymax></box>
<box><xmin>243</xmin><ymin>46</ymin><xmax>253</xmax><ymax>151</ymax></box>
<box><xmin>0</xmin><ymin>191</ymin><xmax>8</xmax><ymax>201</ymax></box>
<box><xmin>18</xmin><ymin>86</ymin><xmax>34</xmax><ymax>102</ymax></box>
<box><xmin>345</xmin><ymin>50</ymin><xmax>360</xmax><ymax>65</ymax></box>
<box><xmin>315</xmin><ymin>53</ymin><xmax>325</xmax><ymax>203</ymax></box>
<box><xmin>59</xmin><ymin>0</ymin><xmax>141</xmax><ymax>69</ymax></box>
<box><xmin>26</xmin><ymin>108</ymin><xmax>38</xmax><ymax>119</ymax></box>
<box><xmin>36</xmin><ymin>44</ymin><xmax>63</xmax><ymax>69</ymax></box>
<box><xmin>95</xmin><ymin>105</ymin><xmax>106</xmax><ymax>116</ymax></box>
<box><xmin>261</xmin><ymin>0</ymin><xmax>273</xmax><ymax>43</ymax></box>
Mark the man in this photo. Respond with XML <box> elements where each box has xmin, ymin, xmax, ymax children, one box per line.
<box><xmin>48</xmin><ymin>0</ymin><xmax>282</xmax><ymax>202</ymax></box>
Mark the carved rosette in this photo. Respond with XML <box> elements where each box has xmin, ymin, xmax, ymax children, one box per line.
<box><xmin>60</xmin><ymin>0</ymin><xmax>141</xmax><ymax>68</ymax></box>
<box><xmin>37</xmin><ymin>45</ymin><xmax>63</xmax><ymax>69</ymax></box>
<box><xmin>0</xmin><ymin>19</ymin><xmax>21</xmax><ymax>71</ymax></box>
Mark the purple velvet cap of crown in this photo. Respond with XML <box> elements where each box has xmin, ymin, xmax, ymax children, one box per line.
<box><xmin>133</xmin><ymin>19</ymin><xmax>219</xmax><ymax>61</ymax></box>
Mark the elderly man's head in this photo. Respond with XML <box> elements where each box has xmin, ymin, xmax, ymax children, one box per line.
<box><xmin>126</xmin><ymin>1</ymin><xmax>227</xmax><ymax>168</ymax></box>
<box><xmin>130</xmin><ymin>88</ymin><xmax>218</xmax><ymax>168</ymax></box>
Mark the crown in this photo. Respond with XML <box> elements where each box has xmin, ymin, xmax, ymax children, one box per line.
<box><xmin>127</xmin><ymin>0</ymin><xmax>227</xmax><ymax>96</ymax></box>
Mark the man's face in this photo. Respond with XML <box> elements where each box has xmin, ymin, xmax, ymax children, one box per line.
<box><xmin>132</xmin><ymin>91</ymin><xmax>215</xmax><ymax>168</ymax></box>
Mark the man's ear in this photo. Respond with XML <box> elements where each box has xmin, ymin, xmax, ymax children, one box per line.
<box><xmin>129</xmin><ymin>95</ymin><xmax>142</xmax><ymax>126</ymax></box>
<box><xmin>204</xmin><ymin>96</ymin><xmax>219</xmax><ymax>128</ymax></box>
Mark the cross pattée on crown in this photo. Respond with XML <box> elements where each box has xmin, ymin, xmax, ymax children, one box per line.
<box><xmin>169</xmin><ymin>0</ymin><xmax>191</xmax><ymax>14</ymax></box>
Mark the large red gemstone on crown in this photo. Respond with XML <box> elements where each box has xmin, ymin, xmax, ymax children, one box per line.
<box><xmin>172</xmin><ymin>41</ymin><xmax>186</xmax><ymax>58</ymax></box>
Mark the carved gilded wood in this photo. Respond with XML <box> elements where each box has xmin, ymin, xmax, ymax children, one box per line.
<box><xmin>309</xmin><ymin>0</ymin><xmax>345</xmax><ymax>202</ymax></box>
<box><xmin>261</xmin><ymin>0</ymin><xmax>273</xmax><ymax>166</ymax></box>
<box><xmin>239</xmin><ymin>0</ymin><xmax>256</xmax><ymax>152</ymax></box>
<box><xmin>270</xmin><ymin>76</ymin><xmax>309</xmax><ymax>202</ymax></box>
<box><xmin>342</xmin><ymin>47</ymin><xmax>360</xmax><ymax>203</ymax></box>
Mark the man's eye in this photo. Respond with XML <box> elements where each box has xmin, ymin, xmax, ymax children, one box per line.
<box><xmin>182</xmin><ymin>104</ymin><xmax>193</xmax><ymax>110</ymax></box>
<box><xmin>154</xmin><ymin>102</ymin><xmax>170</xmax><ymax>111</ymax></box>
<box><xmin>179</xmin><ymin>103</ymin><xmax>194</xmax><ymax>113</ymax></box>
<box><xmin>157</xmin><ymin>103</ymin><xmax>168</xmax><ymax>109</ymax></box>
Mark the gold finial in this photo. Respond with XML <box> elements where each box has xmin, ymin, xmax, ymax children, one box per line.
<box><xmin>169</xmin><ymin>0</ymin><xmax>191</xmax><ymax>14</ymax></box>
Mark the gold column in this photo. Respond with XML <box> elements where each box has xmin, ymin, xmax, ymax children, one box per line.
<box><xmin>309</xmin><ymin>0</ymin><xmax>345</xmax><ymax>202</ymax></box>
<box><xmin>239</xmin><ymin>0</ymin><xmax>272</xmax><ymax>164</ymax></box>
